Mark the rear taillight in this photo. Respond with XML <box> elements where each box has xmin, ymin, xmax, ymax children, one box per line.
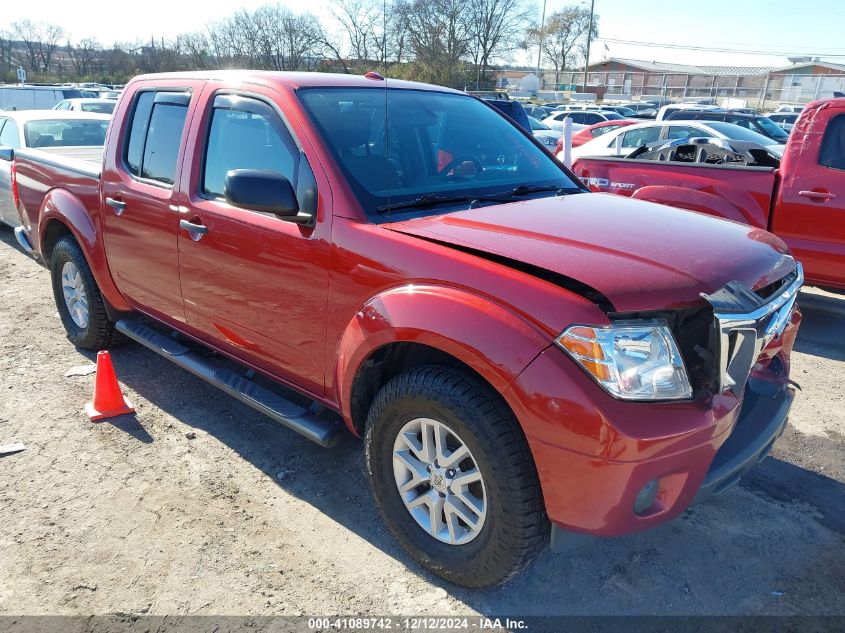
<box><xmin>10</xmin><ymin>161</ymin><xmax>19</xmax><ymax>209</ymax></box>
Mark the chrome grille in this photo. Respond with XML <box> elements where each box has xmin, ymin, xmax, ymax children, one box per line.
<box><xmin>702</xmin><ymin>263</ymin><xmax>803</xmax><ymax>394</ymax></box>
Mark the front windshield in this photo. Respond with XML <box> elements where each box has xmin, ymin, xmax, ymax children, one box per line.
<box><xmin>614</xmin><ymin>107</ymin><xmax>636</xmax><ymax>117</ymax></box>
<box><xmin>300</xmin><ymin>87</ymin><xmax>580</xmax><ymax>216</ymax></box>
<box><xmin>601</xmin><ymin>112</ymin><xmax>624</xmax><ymax>120</ymax></box>
<box><xmin>753</xmin><ymin>116</ymin><xmax>789</xmax><ymax>139</ymax></box>
<box><xmin>24</xmin><ymin>119</ymin><xmax>108</xmax><ymax>147</ymax></box>
<box><xmin>705</xmin><ymin>121</ymin><xmax>780</xmax><ymax>146</ymax></box>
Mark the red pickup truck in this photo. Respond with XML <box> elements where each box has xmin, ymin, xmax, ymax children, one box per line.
<box><xmin>571</xmin><ymin>98</ymin><xmax>845</xmax><ymax>291</ymax></box>
<box><xmin>5</xmin><ymin>71</ymin><xmax>803</xmax><ymax>587</ymax></box>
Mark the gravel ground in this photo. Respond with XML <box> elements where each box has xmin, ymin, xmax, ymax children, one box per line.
<box><xmin>0</xmin><ymin>226</ymin><xmax>843</xmax><ymax>619</ymax></box>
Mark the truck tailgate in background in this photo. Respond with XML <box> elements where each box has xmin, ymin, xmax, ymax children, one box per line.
<box><xmin>571</xmin><ymin>157</ymin><xmax>778</xmax><ymax>229</ymax></box>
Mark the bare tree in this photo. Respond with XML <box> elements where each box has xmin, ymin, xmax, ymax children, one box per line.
<box><xmin>179</xmin><ymin>32</ymin><xmax>215</xmax><ymax>70</ymax></box>
<box><xmin>67</xmin><ymin>38</ymin><xmax>101</xmax><ymax>77</ymax></box>
<box><xmin>526</xmin><ymin>6</ymin><xmax>597</xmax><ymax>86</ymax></box>
<box><xmin>330</xmin><ymin>0</ymin><xmax>378</xmax><ymax>62</ymax></box>
<box><xmin>251</xmin><ymin>5</ymin><xmax>325</xmax><ymax>71</ymax></box>
<box><xmin>467</xmin><ymin>0</ymin><xmax>529</xmax><ymax>88</ymax></box>
<box><xmin>396</xmin><ymin>0</ymin><xmax>472</xmax><ymax>86</ymax></box>
<box><xmin>13</xmin><ymin>20</ymin><xmax>65</xmax><ymax>74</ymax></box>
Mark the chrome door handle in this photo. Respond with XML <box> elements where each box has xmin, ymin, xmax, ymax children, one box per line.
<box><xmin>105</xmin><ymin>197</ymin><xmax>126</xmax><ymax>215</ymax></box>
<box><xmin>180</xmin><ymin>219</ymin><xmax>208</xmax><ymax>238</ymax></box>
<box><xmin>798</xmin><ymin>190</ymin><xmax>838</xmax><ymax>201</ymax></box>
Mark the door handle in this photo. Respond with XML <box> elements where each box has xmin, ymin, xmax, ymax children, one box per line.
<box><xmin>105</xmin><ymin>196</ymin><xmax>126</xmax><ymax>215</ymax></box>
<box><xmin>798</xmin><ymin>190</ymin><xmax>838</xmax><ymax>201</ymax></box>
<box><xmin>180</xmin><ymin>219</ymin><xmax>208</xmax><ymax>239</ymax></box>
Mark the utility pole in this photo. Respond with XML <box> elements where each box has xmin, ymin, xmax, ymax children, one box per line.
<box><xmin>536</xmin><ymin>0</ymin><xmax>547</xmax><ymax>88</ymax></box>
<box><xmin>582</xmin><ymin>0</ymin><xmax>595</xmax><ymax>91</ymax></box>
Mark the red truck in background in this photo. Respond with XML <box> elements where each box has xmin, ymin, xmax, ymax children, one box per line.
<box><xmin>571</xmin><ymin>98</ymin><xmax>845</xmax><ymax>291</ymax></box>
<box><xmin>4</xmin><ymin>71</ymin><xmax>803</xmax><ymax>587</ymax></box>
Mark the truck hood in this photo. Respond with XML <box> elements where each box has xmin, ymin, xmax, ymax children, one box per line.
<box><xmin>382</xmin><ymin>192</ymin><xmax>796</xmax><ymax>313</ymax></box>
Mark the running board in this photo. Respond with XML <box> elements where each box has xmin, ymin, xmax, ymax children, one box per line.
<box><xmin>115</xmin><ymin>319</ymin><xmax>340</xmax><ymax>447</ymax></box>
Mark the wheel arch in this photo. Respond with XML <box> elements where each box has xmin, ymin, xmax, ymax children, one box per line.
<box><xmin>37</xmin><ymin>188</ymin><xmax>132</xmax><ymax>313</ymax></box>
<box><xmin>335</xmin><ymin>284</ymin><xmax>551</xmax><ymax>436</ymax></box>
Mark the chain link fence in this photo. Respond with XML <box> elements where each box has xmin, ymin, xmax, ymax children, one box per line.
<box><xmin>535</xmin><ymin>71</ymin><xmax>845</xmax><ymax>109</ymax></box>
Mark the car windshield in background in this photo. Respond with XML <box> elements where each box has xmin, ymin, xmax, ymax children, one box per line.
<box><xmin>704</xmin><ymin>121</ymin><xmax>779</xmax><ymax>146</ymax></box>
<box><xmin>24</xmin><ymin>119</ymin><xmax>108</xmax><ymax>147</ymax></box>
<box><xmin>299</xmin><ymin>88</ymin><xmax>580</xmax><ymax>217</ymax></box>
<box><xmin>81</xmin><ymin>102</ymin><xmax>116</xmax><ymax>114</ymax></box>
<box><xmin>754</xmin><ymin>116</ymin><xmax>789</xmax><ymax>139</ymax></box>
<box><xmin>529</xmin><ymin>117</ymin><xmax>551</xmax><ymax>130</ymax></box>
<box><xmin>602</xmin><ymin>112</ymin><xmax>624</xmax><ymax>120</ymax></box>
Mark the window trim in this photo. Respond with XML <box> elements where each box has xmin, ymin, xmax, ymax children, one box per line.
<box><xmin>197</xmin><ymin>89</ymin><xmax>306</xmax><ymax>205</ymax></box>
<box><xmin>121</xmin><ymin>87</ymin><xmax>192</xmax><ymax>190</ymax></box>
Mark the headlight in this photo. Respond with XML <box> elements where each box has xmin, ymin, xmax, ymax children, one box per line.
<box><xmin>544</xmin><ymin>136</ymin><xmax>558</xmax><ymax>146</ymax></box>
<box><xmin>556</xmin><ymin>322</ymin><xmax>692</xmax><ymax>401</ymax></box>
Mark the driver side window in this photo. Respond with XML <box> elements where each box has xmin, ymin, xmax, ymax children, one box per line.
<box><xmin>819</xmin><ymin>114</ymin><xmax>845</xmax><ymax>171</ymax></box>
<box><xmin>202</xmin><ymin>97</ymin><xmax>298</xmax><ymax>198</ymax></box>
<box><xmin>620</xmin><ymin>127</ymin><xmax>661</xmax><ymax>148</ymax></box>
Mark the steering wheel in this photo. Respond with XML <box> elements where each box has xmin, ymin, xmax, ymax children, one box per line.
<box><xmin>439</xmin><ymin>155</ymin><xmax>483</xmax><ymax>178</ymax></box>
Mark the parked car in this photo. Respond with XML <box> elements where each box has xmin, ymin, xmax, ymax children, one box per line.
<box><xmin>0</xmin><ymin>85</ymin><xmax>86</xmax><ymax>111</ymax></box>
<box><xmin>571</xmin><ymin>98</ymin><xmax>845</xmax><ymax>290</ymax></box>
<box><xmin>6</xmin><ymin>71</ymin><xmax>803</xmax><ymax>588</ymax></box>
<box><xmin>528</xmin><ymin>116</ymin><xmax>562</xmax><ymax>149</ymax></box>
<box><xmin>767</xmin><ymin>112</ymin><xmax>800</xmax><ymax>132</ymax></box>
<box><xmin>655</xmin><ymin>103</ymin><xmax>720</xmax><ymax>121</ymax></box>
<box><xmin>774</xmin><ymin>104</ymin><xmax>805</xmax><ymax>114</ymax></box>
<box><xmin>542</xmin><ymin>110</ymin><xmax>620</xmax><ymax>131</ymax></box>
<box><xmin>665</xmin><ymin>110</ymin><xmax>789</xmax><ymax>144</ymax></box>
<box><xmin>53</xmin><ymin>98</ymin><xmax>117</xmax><ymax>115</ymax></box>
<box><xmin>565</xmin><ymin>119</ymin><xmax>640</xmax><ymax>151</ymax></box>
<box><xmin>568</xmin><ymin>120</ymin><xmax>785</xmax><ymax>161</ymax></box>
<box><xmin>524</xmin><ymin>104</ymin><xmax>553</xmax><ymax>120</ymax></box>
<box><xmin>599</xmin><ymin>105</ymin><xmax>638</xmax><ymax>118</ymax></box>
<box><xmin>0</xmin><ymin>110</ymin><xmax>109</xmax><ymax>227</ymax></box>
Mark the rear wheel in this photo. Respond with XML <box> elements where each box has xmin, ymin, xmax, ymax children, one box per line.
<box><xmin>50</xmin><ymin>236</ymin><xmax>123</xmax><ymax>350</ymax></box>
<box><xmin>365</xmin><ymin>365</ymin><xmax>548</xmax><ymax>587</ymax></box>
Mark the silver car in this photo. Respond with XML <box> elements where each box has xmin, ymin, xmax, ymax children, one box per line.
<box><xmin>0</xmin><ymin>110</ymin><xmax>110</xmax><ymax>227</ymax></box>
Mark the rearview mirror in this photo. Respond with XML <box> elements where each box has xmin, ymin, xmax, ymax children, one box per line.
<box><xmin>224</xmin><ymin>169</ymin><xmax>301</xmax><ymax>220</ymax></box>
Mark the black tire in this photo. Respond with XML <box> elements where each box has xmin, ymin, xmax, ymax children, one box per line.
<box><xmin>50</xmin><ymin>236</ymin><xmax>124</xmax><ymax>350</ymax></box>
<box><xmin>365</xmin><ymin>364</ymin><xmax>548</xmax><ymax>587</ymax></box>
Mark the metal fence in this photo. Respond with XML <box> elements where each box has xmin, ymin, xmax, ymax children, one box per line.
<box><xmin>535</xmin><ymin>71</ymin><xmax>845</xmax><ymax>109</ymax></box>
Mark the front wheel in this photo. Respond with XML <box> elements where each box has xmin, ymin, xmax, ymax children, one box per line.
<box><xmin>365</xmin><ymin>365</ymin><xmax>548</xmax><ymax>587</ymax></box>
<box><xmin>50</xmin><ymin>236</ymin><xmax>124</xmax><ymax>350</ymax></box>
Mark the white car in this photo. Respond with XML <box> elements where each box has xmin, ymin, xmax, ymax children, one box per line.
<box><xmin>541</xmin><ymin>110</ymin><xmax>615</xmax><ymax>131</ymax></box>
<box><xmin>774</xmin><ymin>104</ymin><xmax>805</xmax><ymax>114</ymax></box>
<box><xmin>567</xmin><ymin>120</ymin><xmax>785</xmax><ymax>162</ymax></box>
<box><xmin>655</xmin><ymin>103</ymin><xmax>720</xmax><ymax>122</ymax></box>
<box><xmin>528</xmin><ymin>117</ymin><xmax>562</xmax><ymax>149</ymax></box>
<box><xmin>0</xmin><ymin>110</ymin><xmax>110</xmax><ymax>227</ymax></box>
<box><xmin>53</xmin><ymin>98</ymin><xmax>116</xmax><ymax>115</ymax></box>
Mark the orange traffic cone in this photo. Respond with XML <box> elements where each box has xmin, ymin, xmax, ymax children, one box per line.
<box><xmin>85</xmin><ymin>351</ymin><xmax>135</xmax><ymax>422</ymax></box>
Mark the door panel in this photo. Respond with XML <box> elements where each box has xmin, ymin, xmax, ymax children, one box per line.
<box><xmin>176</xmin><ymin>88</ymin><xmax>330</xmax><ymax>395</ymax></box>
<box><xmin>100</xmin><ymin>86</ymin><xmax>196</xmax><ymax>323</ymax></box>
<box><xmin>774</xmin><ymin>111</ymin><xmax>845</xmax><ymax>288</ymax></box>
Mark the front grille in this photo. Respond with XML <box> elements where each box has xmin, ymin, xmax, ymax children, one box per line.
<box><xmin>702</xmin><ymin>263</ymin><xmax>803</xmax><ymax>395</ymax></box>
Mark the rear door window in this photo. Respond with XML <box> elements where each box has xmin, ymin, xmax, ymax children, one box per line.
<box><xmin>667</xmin><ymin>126</ymin><xmax>708</xmax><ymax>141</ymax></box>
<box><xmin>819</xmin><ymin>114</ymin><xmax>845</xmax><ymax>171</ymax></box>
<box><xmin>124</xmin><ymin>91</ymin><xmax>189</xmax><ymax>185</ymax></box>
<box><xmin>620</xmin><ymin>127</ymin><xmax>661</xmax><ymax>149</ymax></box>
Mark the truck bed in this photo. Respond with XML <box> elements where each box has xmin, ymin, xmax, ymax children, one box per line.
<box><xmin>15</xmin><ymin>146</ymin><xmax>103</xmax><ymax>178</ymax></box>
<box><xmin>570</xmin><ymin>156</ymin><xmax>777</xmax><ymax>229</ymax></box>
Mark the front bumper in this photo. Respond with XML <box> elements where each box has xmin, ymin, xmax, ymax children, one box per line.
<box><xmin>505</xmin><ymin>305</ymin><xmax>800</xmax><ymax>543</ymax></box>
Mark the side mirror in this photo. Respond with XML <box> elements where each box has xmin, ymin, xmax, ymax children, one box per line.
<box><xmin>0</xmin><ymin>148</ymin><xmax>13</xmax><ymax>162</ymax></box>
<box><xmin>224</xmin><ymin>169</ymin><xmax>302</xmax><ymax>220</ymax></box>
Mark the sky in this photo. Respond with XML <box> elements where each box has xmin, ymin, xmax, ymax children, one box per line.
<box><xmin>3</xmin><ymin>0</ymin><xmax>845</xmax><ymax>69</ymax></box>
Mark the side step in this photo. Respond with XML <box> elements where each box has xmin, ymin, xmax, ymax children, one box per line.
<box><xmin>115</xmin><ymin>319</ymin><xmax>340</xmax><ymax>447</ymax></box>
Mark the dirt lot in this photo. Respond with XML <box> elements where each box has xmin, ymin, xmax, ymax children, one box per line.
<box><xmin>1</xmin><ymin>226</ymin><xmax>843</xmax><ymax>619</ymax></box>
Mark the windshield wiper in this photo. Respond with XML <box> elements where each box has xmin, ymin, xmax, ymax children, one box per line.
<box><xmin>376</xmin><ymin>193</ymin><xmax>506</xmax><ymax>214</ymax></box>
<box><xmin>375</xmin><ymin>185</ymin><xmax>585</xmax><ymax>214</ymax></box>
<box><xmin>505</xmin><ymin>184</ymin><xmax>585</xmax><ymax>196</ymax></box>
